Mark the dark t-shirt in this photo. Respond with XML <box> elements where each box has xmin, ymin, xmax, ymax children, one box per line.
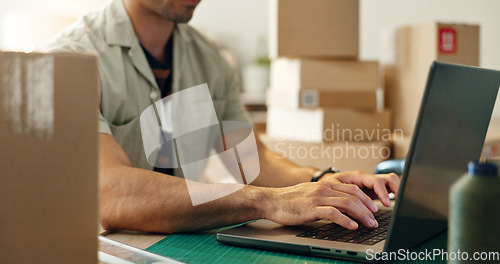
<box><xmin>142</xmin><ymin>36</ymin><xmax>175</xmax><ymax>175</ymax></box>
<box><xmin>141</xmin><ymin>36</ymin><xmax>174</xmax><ymax>97</ymax></box>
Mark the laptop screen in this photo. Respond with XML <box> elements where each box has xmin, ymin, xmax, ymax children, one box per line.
<box><xmin>386</xmin><ymin>62</ymin><xmax>500</xmax><ymax>251</ymax></box>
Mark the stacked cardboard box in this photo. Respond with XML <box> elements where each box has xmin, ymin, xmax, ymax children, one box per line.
<box><xmin>0</xmin><ymin>52</ymin><xmax>98</xmax><ymax>263</ymax></box>
<box><xmin>269</xmin><ymin>0</ymin><xmax>358</xmax><ymax>59</ymax></box>
<box><xmin>384</xmin><ymin>22</ymin><xmax>480</xmax><ymax>157</ymax></box>
<box><xmin>391</xmin><ymin>132</ymin><xmax>411</xmax><ymax>159</ymax></box>
<box><xmin>268</xmin><ymin>59</ymin><xmax>379</xmax><ymax>109</ymax></box>
<box><xmin>266</xmin><ymin>0</ymin><xmax>391</xmax><ymax>171</ymax></box>
<box><xmin>248</xmin><ymin>108</ymin><xmax>267</xmax><ymax>134</ymax></box>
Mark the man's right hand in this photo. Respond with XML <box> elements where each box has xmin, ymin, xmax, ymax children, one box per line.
<box><xmin>259</xmin><ymin>181</ymin><xmax>379</xmax><ymax>230</ymax></box>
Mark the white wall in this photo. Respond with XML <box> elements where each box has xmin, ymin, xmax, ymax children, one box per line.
<box><xmin>360</xmin><ymin>0</ymin><xmax>500</xmax><ymax>70</ymax></box>
<box><xmin>358</xmin><ymin>0</ymin><xmax>500</xmax><ymax>117</ymax></box>
<box><xmin>0</xmin><ymin>0</ymin><xmax>105</xmax><ymax>50</ymax></box>
<box><xmin>190</xmin><ymin>0</ymin><xmax>500</xmax><ymax>116</ymax></box>
<box><xmin>2</xmin><ymin>0</ymin><xmax>500</xmax><ymax>112</ymax></box>
<box><xmin>3</xmin><ymin>0</ymin><xmax>499</xmax><ymax>68</ymax></box>
<box><xmin>189</xmin><ymin>0</ymin><xmax>269</xmax><ymax>68</ymax></box>
<box><xmin>191</xmin><ymin>0</ymin><xmax>500</xmax><ymax>68</ymax></box>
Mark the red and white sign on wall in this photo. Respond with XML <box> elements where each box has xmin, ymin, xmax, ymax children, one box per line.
<box><xmin>439</xmin><ymin>27</ymin><xmax>457</xmax><ymax>53</ymax></box>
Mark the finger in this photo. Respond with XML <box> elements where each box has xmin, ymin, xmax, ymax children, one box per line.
<box><xmin>319</xmin><ymin>183</ymin><xmax>377</xmax><ymax>220</ymax></box>
<box><xmin>385</xmin><ymin>173</ymin><xmax>400</xmax><ymax>197</ymax></box>
<box><xmin>372</xmin><ymin>173</ymin><xmax>400</xmax><ymax>199</ymax></box>
<box><xmin>314</xmin><ymin>206</ymin><xmax>358</xmax><ymax>230</ymax></box>
<box><xmin>316</xmin><ymin>184</ymin><xmax>376</xmax><ymax>220</ymax></box>
<box><xmin>325</xmin><ymin>171</ymin><xmax>394</xmax><ymax>207</ymax></box>
<box><xmin>320</xmin><ymin>196</ymin><xmax>378</xmax><ymax>228</ymax></box>
<box><xmin>371</xmin><ymin>178</ymin><xmax>391</xmax><ymax>207</ymax></box>
<box><xmin>329</xmin><ymin>183</ymin><xmax>378</xmax><ymax>213</ymax></box>
<box><xmin>351</xmin><ymin>174</ymin><xmax>391</xmax><ymax>207</ymax></box>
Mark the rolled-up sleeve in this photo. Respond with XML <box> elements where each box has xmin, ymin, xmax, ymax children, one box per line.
<box><xmin>42</xmin><ymin>39</ymin><xmax>112</xmax><ymax>136</ymax></box>
<box><xmin>98</xmin><ymin>111</ymin><xmax>112</xmax><ymax>135</ymax></box>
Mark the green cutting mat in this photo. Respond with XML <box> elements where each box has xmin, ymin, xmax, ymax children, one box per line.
<box><xmin>146</xmin><ymin>231</ymin><xmax>447</xmax><ymax>264</ymax></box>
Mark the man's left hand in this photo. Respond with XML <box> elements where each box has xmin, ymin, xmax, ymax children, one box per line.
<box><xmin>319</xmin><ymin>171</ymin><xmax>400</xmax><ymax>207</ymax></box>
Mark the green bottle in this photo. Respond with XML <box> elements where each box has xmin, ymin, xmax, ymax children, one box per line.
<box><xmin>449</xmin><ymin>162</ymin><xmax>500</xmax><ymax>263</ymax></box>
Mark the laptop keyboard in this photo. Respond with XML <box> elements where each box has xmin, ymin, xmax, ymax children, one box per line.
<box><xmin>296</xmin><ymin>209</ymin><xmax>392</xmax><ymax>245</ymax></box>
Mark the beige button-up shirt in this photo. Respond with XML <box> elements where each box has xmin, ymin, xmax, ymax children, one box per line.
<box><xmin>43</xmin><ymin>0</ymin><xmax>249</xmax><ymax>170</ymax></box>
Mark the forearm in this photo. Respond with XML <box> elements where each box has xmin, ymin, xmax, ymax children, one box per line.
<box><xmin>99</xmin><ymin>166</ymin><xmax>266</xmax><ymax>233</ymax></box>
<box><xmin>97</xmin><ymin>133</ymin><xmax>398</xmax><ymax>234</ymax></box>
<box><xmin>251</xmin><ymin>136</ymin><xmax>317</xmax><ymax>187</ymax></box>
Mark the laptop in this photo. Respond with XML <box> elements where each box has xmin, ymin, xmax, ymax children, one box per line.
<box><xmin>216</xmin><ymin>62</ymin><xmax>500</xmax><ymax>262</ymax></box>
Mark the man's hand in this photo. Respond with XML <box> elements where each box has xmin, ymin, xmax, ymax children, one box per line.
<box><xmin>259</xmin><ymin>171</ymin><xmax>400</xmax><ymax>230</ymax></box>
<box><xmin>261</xmin><ymin>181</ymin><xmax>380</xmax><ymax>230</ymax></box>
<box><xmin>319</xmin><ymin>171</ymin><xmax>400</xmax><ymax>207</ymax></box>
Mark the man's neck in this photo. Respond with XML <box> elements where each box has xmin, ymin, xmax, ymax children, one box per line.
<box><xmin>123</xmin><ymin>0</ymin><xmax>174</xmax><ymax>63</ymax></box>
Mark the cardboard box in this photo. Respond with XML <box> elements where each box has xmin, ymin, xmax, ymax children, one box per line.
<box><xmin>0</xmin><ymin>52</ymin><xmax>98</xmax><ymax>263</ymax></box>
<box><xmin>266</xmin><ymin>88</ymin><xmax>378</xmax><ymax>110</ymax></box>
<box><xmin>267</xmin><ymin>107</ymin><xmax>391</xmax><ymax>142</ymax></box>
<box><xmin>248</xmin><ymin>110</ymin><xmax>267</xmax><ymax>134</ymax></box>
<box><xmin>392</xmin><ymin>132</ymin><xmax>412</xmax><ymax>159</ymax></box>
<box><xmin>271</xmin><ymin>58</ymin><xmax>378</xmax><ymax>92</ymax></box>
<box><xmin>269</xmin><ymin>0</ymin><xmax>359</xmax><ymax>58</ymax></box>
<box><xmin>384</xmin><ymin>22</ymin><xmax>479</xmax><ymax>134</ymax></box>
<box><xmin>260</xmin><ymin>134</ymin><xmax>391</xmax><ymax>172</ymax></box>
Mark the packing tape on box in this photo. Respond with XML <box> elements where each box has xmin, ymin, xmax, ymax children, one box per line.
<box><xmin>2</xmin><ymin>54</ymin><xmax>54</xmax><ymax>140</ymax></box>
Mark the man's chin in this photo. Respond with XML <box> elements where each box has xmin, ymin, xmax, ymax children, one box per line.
<box><xmin>171</xmin><ymin>14</ymin><xmax>193</xmax><ymax>23</ymax></box>
<box><xmin>162</xmin><ymin>9</ymin><xmax>194</xmax><ymax>23</ymax></box>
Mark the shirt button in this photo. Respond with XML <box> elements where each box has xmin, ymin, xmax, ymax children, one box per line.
<box><xmin>150</xmin><ymin>91</ymin><xmax>158</xmax><ymax>100</ymax></box>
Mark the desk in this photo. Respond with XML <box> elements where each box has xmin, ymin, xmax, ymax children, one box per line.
<box><xmin>102</xmin><ymin>201</ymin><xmax>392</xmax><ymax>249</ymax></box>
<box><xmin>103</xmin><ymin>230</ymin><xmax>166</xmax><ymax>250</ymax></box>
<box><xmin>103</xmin><ymin>230</ymin><xmax>447</xmax><ymax>264</ymax></box>
<box><xmin>101</xmin><ymin>202</ymin><xmax>448</xmax><ymax>264</ymax></box>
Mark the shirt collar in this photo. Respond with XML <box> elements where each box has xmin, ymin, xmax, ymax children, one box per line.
<box><xmin>175</xmin><ymin>23</ymin><xmax>193</xmax><ymax>44</ymax></box>
<box><xmin>105</xmin><ymin>0</ymin><xmax>137</xmax><ymax>47</ymax></box>
<box><xmin>105</xmin><ymin>0</ymin><xmax>192</xmax><ymax>47</ymax></box>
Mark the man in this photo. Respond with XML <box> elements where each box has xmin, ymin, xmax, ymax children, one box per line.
<box><xmin>44</xmin><ymin>0</ymin><xmax>399</xmax><ymax>233</ymax></box>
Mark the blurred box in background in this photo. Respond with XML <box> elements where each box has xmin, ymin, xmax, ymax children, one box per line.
<box><xmin>266</xmin><ymin>0</ymin><xmax>392</xmax><ymax>170</ymax></box>
<box><xmin>384</xmin><ymin>22</ymin><xmax>479</xmax><ymax>135</ymax></box>
<box><xmin>269</xmin><ymin>0</ymin><xmax>359</xmax><ymax>59</ymax></box>
<box><xmin>267</xmin><ymin>107</ymin><xmax>391</xmax><ymax>142</ymax></box>
<box><xmin>267</xmin><ymin>89</ymin><xmax>377</xmax><ymax>110</ymax></box>
<box><xmin>267</xmin><ymin>58</ymin><xmax>381</xmax><ymax>129</ymax></box>
<box><xmin>391</xmin><ymin>132</ymin><xmax>411</xmax><ymax>159</ymax></box>
<box><xmin>270</xmin><ymin>59</ymin><xmax>378</xmax><ymax>92</ymax></box>
<box><xmin>248</xmin><ymin>110</ymin><xmax>267</xmax><ymax>134</ymax></box>
<box><xmin>267</xmin><ymin>59</ymin><xmax>379</xmax><ymax>109</ymax></box>
<box><xmin>260</xmin><ymin>134</ymin><xmax>391</xmax><ymax>172</ymax></box>
<box><xmin>0</xmin><ymin>52</ymin><xmax>98</xmax><ymax>264</ymax></box>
